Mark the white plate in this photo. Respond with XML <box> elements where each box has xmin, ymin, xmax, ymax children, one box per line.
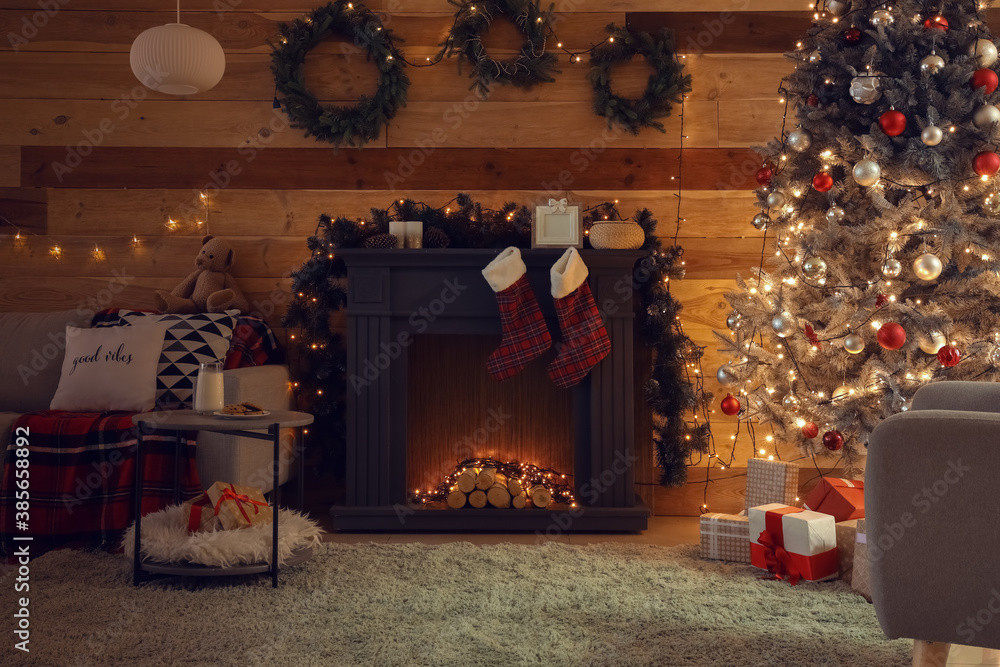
<box><xmin>212</xmin><ymin>410</ymin><xmax>271</xmax><ymax>419</ymax></box>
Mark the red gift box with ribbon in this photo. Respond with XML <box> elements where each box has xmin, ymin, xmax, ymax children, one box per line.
<box><xmin>749</xmin><ymin>503</ymin><xmax>839</xmax><ymax>584</ymax></box>
<box><xmin>205</xmin><ymin>481</ymin><xmax>272</xmax><ymax>530</ymax></box>
<box><xmin>803</xmin><ymin>477</ymin><xmax>864</xmax><ymax>522</ymax></box>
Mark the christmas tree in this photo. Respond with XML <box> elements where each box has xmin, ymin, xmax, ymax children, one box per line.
<box><xmin>716</xmin><ymin>0</ymin><xmax>1000</xmax><ymax>474</ymax></box>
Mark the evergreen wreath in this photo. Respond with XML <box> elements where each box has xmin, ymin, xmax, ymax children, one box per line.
<box><xmin>284</xmin><ymin>195</ymin><xmax>713</xmax><ymax>487</ymax></box>
<box><xmin>443</xmin><ymin>0</ymin><xmax>560</xmax><ymax>98</ymax></box>
<box><xmin>589</xmin><ymin>24</ymin><xmax>691</xmax><ymax>135</ymax></box>
<box><xmin>271</xmin><ymin>1</ymin><xmax>410</xmax><ymax>148</ymax></box>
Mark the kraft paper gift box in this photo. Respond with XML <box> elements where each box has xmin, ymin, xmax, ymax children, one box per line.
<box><xmin>852</xmin><ymin>518</ymin><xmax>872</xmax><ymax>601</ymax></box>
<box><xmin>835</xmin><ymin>519</ymin><xmax>859</xmax><ymax>584</ymax></box>
<box><xmin>749</xmin><ymin>503</ymin><xmax>839</xmax><ymax>584</ymax></box>
<box><xmin>803</xmin><ymin>477</ymin><xmax>865</xmax><ymax>522</ymax></box>
<box><xmin>700</xmin><ymin>513</ymin><xmax>751</xmax><ymax>563</ymax></box>
<box><xmin>183</xmin><ymin>491</ymin><xmax>222</xmax><ymax>533</ymax></box>
<box><xmin>745</xmin><ymin>458</ymin><xmax>800</xmax><ymax>513</ymax></box>
<box><xmin>205</xmin><ymin>481</ymin><xmax>272</xmax><ymax>530</ymax></box>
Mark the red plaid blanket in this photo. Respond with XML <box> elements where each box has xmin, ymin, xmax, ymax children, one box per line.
<box><xmin>0</xmin><ymin>411</ymin><xmax>201</xmax><ymax>554</ymax></box>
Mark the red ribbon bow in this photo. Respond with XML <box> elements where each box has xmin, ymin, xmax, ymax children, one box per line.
<box><xmin>213</xmin><ymin>485</ymin><xmax>269</xmax><ymax>525</ymax></box>
<box><xmin>757</xmin><ymin>529</ymin><xmax>801</xmax><ymax>586</ymax></box>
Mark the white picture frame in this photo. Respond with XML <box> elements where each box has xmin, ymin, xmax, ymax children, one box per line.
<box><xmin>533</xmin><ymin>201</ymin><xmax>582</xmax><ymax>248</ymax></box>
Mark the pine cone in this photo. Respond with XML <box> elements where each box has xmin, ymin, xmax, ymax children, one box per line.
<box><xmin>363</xmin><ymin>233</ymin><xmax>398</xmax><ymax>249</ymax></box>
<box><xmin>423</xmin><ymin>227</ymin><xmax>450</xmax><ymax>248</ymax></box>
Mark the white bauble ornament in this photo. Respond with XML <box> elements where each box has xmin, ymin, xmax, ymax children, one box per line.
<box><xmin>787</xmin><ymin>128</ymin><xmax>813</xmax><ymax>153</ymax></box>
<box><xmin>882</xmin><ymin>258</ymin><xmax>902</xmax><ymax>278</ymax></box>
<box><xmin>766</xmin><ymin>191</ymin><xmax>786</xmax><ymax>208</ymax></box>
<box><xmin>844</xmin><ymin>334</ymin><xmax>865</xmax><ymax>354</ymax></box>
<box><xmin>827</xmin><ymin>0</ymin><xmax>850</xmax><ymax>17</ymax></box>
<box><xmin>826</xmin><ymin>205</ymin><xmax>846</xmax><ymax>223</ymax></box>
<box><xmin>717</xmin><ymin>364</ymin><xmax>738</xmax><ymax>386</ymax></box>
<box><xmin>986</xmin><ymin>193</ymin><xmax>1000</xmax><ymax>215</ymax></box>
<box><xmin>921</xmin><ymin>125</ymin><xmax>944</xmax><ymax>146</ymax></box>
<box><xmin>974</xmin><ymin>105</ymin><xmax>1000</xmax><ymax>129</ymax></box>
<box><xmin>802</xmin><ymin>256</ymin><xmax>828</xmax><ymax>279</ymax></box>
<box><xmin>973</xmin><ymin>38</ymin><xmax>999</xmax><ymax>68</ymax></box>
<box><xmin>752</xmin><ymin>212</ymin><xmax>770</xmax><ymax>230</ymax></box>
<box><xmin>808</xmin><ymin>49</ymin><xmax>822</xmax><ymax>63</ymax></box>
<box><xmin>920</xmin><ymin>53</ymin><xmax>945</xmax><ymax>74</ymax></box>
<box><xmin>726</xmin><ymin>312</ymin><xmax>740</xmax><ymax>330</ymax></box>
<box><xmin>913</xmin><ymin>253</ymin><xmax>943</xmax><ymax>280</ymax></box>
<box><xmin>782</xmin><ymin>394</ymin><xmax>801</xmax><ymax>413</ymax></box>
<box><xmin>853</xmin><ymin>159</ymin><xmax>881</xmax><ymax>186</ymax></box>
<box><xmin>918</xmin><ymin>331</ymin><xmax>947</xmax><ymax>354</ymax></box>
<box><xmin>833</xmin><ymin>385</ymin><xmax>852</xmax><ymax>400</ymax></box>
<box><xmin>849</xmin><ymin>76</ymin><xmax>882</xmax><ymax>104</ymax></box>
<box><xmin>772</xmin><ymin>311</ymin><xmax>797</xmax><ymax>338</ymax></box>
<box><xmin>870</xmin><ymin>9</ymin><xmax>894</xmax><ymax>26</ymax></box>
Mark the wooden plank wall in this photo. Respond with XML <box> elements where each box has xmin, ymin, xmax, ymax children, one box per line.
<box><xmin>0</xmin><ymin>0</ymin><xmax>883</xmax><ymax>514</ymax></box>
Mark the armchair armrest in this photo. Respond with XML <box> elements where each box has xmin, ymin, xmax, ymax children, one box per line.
<box><xmin>867</xmin><ymin>409</ymin><xmax>1000</xmax><ymax>649</ymax></box>
<box><xmin>910</xmin><ymin>381</ymin><xmax>1000</xmax><ymax>413</ymax></box>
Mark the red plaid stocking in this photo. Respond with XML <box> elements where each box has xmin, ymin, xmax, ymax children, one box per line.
<box><xmin>547</xmin><ymin>248</ymin><xmax>611</xmax><ymax>388</ymax></box>
<box><xmin>482</xmin><ymin>248</ymin><xmax>552</xmax><ymax>380</ymax></box>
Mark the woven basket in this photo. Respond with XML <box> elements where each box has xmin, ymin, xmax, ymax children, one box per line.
<box><xmin>589</xmin><ymin>222</ymin><xmax>645</xmax><ymax>250</ymax></box>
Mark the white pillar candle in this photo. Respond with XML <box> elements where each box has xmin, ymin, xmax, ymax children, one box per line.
<box><xmin>405</xmin><ymin>220</ymin><xmax>423</xmax><ymax>248</ymax></box>
<box><xmin>388</xmin><ymin>221</ymin><xmax>406</xmax><ymax>248</ymax></box>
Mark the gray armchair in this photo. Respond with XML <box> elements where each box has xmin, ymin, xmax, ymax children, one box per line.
<box><xmin>867</xmin><ymin>381</ymin><xmax>1000</xmax><ymax>666</ymax></box>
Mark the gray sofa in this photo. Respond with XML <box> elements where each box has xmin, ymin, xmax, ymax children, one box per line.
<box><xmin>0</xmin><ymin>309</ymin><xmax>297</xmax><ymax>493</ymax></box>
<box><xmin>867</xmin><ymin>381</ymin><xmax>1000</xmax><ymax>665</ymax></box>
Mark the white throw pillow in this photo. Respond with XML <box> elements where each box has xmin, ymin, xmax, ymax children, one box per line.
<box><xmin>50</xmin><ymin>324</ymin><xmax>168</xmax><ymax>412</ymax></box>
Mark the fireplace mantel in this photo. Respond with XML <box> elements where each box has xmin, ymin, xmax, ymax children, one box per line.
<box><xmin>331</xmin><ymin>248</ymin><xmax>651</xmax><ymax>532</ymax></box>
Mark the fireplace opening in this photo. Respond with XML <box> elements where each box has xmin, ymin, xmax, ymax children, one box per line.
<box><xmin>407</xmin><ymin>335</ymin><xmax>574</xmax><ymax>504</ymax></box>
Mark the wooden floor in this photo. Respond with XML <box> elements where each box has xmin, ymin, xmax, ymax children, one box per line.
<box><xmin>318</xmin><ymin>515</ymin><xmax>999</xmax><ymax>667</ymax></box>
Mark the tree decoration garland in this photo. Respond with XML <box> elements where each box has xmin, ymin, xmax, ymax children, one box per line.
<box><xmin>442</xmin><ymin>0</ymin><xmax>559</xmax><ymax>97</ymax></box>
<box><xmin>284</xmin><ymin>194</ymin><xmax>712</xmax><ymax>487</ymax></box>
<box><xmin>588</xmin><ymin>24</ymin><xmax>691</xmax><ymax>134</ymax></box>
<box><xmin>271</xmin><ymin>1</ymin><xmax>410</xmax><ymax>148</ymax></box>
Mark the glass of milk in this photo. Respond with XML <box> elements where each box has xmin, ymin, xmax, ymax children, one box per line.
<box><xmin>194</xmin><ymin>362</ymin><xmax>225</xmax><ymax>414</ymax></box>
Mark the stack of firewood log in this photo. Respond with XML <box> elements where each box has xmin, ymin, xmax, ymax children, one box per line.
<box><xmin>445</xmin><ymin>467</ymin><xmax>552</xmax><ymax>510</ymax></box>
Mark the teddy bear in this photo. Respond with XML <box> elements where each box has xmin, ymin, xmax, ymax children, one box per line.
<box><xmin>154</xmin><ymin>235</ymin><xmax>250</xmax><ymax>314</ymax></box>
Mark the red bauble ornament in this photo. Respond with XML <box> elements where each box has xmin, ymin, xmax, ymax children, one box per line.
<box><xmin>812</xmin><ymin>172</ymin><xmax>834</xmax><ymax>192</ymax></box>
<box><xmin>974</xmin><ymin>151</ymin><xmax>1000</xmax><ymax>176</ymax></box>
<box><xmin>822</xmin><ymin>430</ymin><xmax>844</xmax><ymax>451</ymax></box>
<box><xmin>802</xmin><ymin>422</ymin><xmax>819</xmax><ymax>439</ymax></box>
<box><xmin>923</xmin><ymin>15</ymin><xmax>949</xmax><ymax>31</ymax></box>
<box><xmin>877</xmin><ymin>322</ymin><xmax>907</xmax><ymax>350</ymax></box>
<box><xmin>844</xmin><ymin>28</ymin><xmax>862</xmax><ymax>43</ymax></box>
<box><xmin>720</xmin><ymin>394</ymin><xmax>741</xmax><ymax>416</ymax></box>
<box><xmin>937</xmin><ymin>345</ymin><xmax>961</xmax><ymax>367</ymax></box>
<box><xmin>879</xmin><ymin>110</ymin><xmax>906</xmax><ymax>136</ymax></box>
<box><xmin>807</xmin><ymin>94</ymin><xmax>820</xmax><ymax>107</ymax></box>
<box><xmin>972</xmin><ymin>68</ymin><xmax>999</xmax><ymax>94</ymax></box>
<box><xmin>755</xmin><ymin>166</ymin><xmax>773</xmax><ymax>187</ymax></box>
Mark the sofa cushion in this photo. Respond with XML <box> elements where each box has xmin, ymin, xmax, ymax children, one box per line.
<box><xmin>50</xmin><ymin>324</ymin><xmax>169</xmax><ymax>412</ymax></box>
<box><xmin>0</xmin><ymin>310</ymin><xmax>93</xmax><ymax>413</ymax></box>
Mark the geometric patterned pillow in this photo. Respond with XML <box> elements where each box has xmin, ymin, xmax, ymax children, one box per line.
<box><xmin>101</xmin><ymin>310</ymin><xmax>237</xmax><ymax>409</ymax></box>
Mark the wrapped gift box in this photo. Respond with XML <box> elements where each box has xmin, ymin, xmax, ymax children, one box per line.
<box><xmin>835</xmin><ymin>519</ymin><xmax>859</xmax><ymax>584</ymax></box>
<box><xmin>183</xmin><ymin>491</ymin><xmax>222</xmax><ymax>533</ymax></box>
<box><xmin>749</xmin><ymin>503</ymin><xmax>838</xmax><ymax>584</ymax></box>
<box><xmin>700</xmin><ymin>513</ymin><xmax>751</xmax><ymax>563</ymax></box>
<box><xmin>852</xmin><ymin>518</ymin><xmax>872</xmax><ymax>601</ymax></box>
<box><xmin>205</xmin><ymin>481</ymin><xmax>272</xmax><ymax>530</ymax></box>
<box><xmin>803</xmin><ymin>477</ymin><xmax>864</xmax><ymax>522</ymax></box>
<box><xmin>745</xmin><ymin>458</ymin><xmax>799</xmax><ymax>513</ymax></box>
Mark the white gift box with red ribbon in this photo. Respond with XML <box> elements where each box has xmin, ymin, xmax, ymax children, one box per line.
<box><xmin>749</xmin><ymin>503</ymin><xmax>839</xmax><ymax>584</ymax></box>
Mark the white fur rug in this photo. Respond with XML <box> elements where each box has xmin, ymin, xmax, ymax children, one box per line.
<box><xmin>13</xmin><ymin>542</ymin><xmax>910</xmax><ymax>666</ymax></box>
<box><xmin>121</xmin><ymin>504</ymin><xmax>323</xmax><ymax>567</ymax></box>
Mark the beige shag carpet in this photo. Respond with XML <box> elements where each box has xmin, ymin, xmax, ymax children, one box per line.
<box><xmin>10</xmin><ymin>542</ymin><xmax>909</xmax><ymax>667</ymax></box>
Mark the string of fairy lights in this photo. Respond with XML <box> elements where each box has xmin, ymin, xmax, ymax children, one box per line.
<box><xmin>412</xmin><ymin>458</ymin><xmax>576</xmax><ymax>507</ymax></box>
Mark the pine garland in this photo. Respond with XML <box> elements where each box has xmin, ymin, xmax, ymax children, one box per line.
<box><xmin>284</xmin><ymin>195</ymin><xmax>712</xmax><ymax>487</ymax></box>
<box><xmin>442</xmin><ymin>0</ymin><xmax>560</xmax><ymax>98</ymax></box>
<box><xmin>271</xmin><ymin>1</ymin><xmax>410</xmax><ymax>148</ymax></box>
<box><xmin>588</xmin><ymin>24</ymin><xmax>691</xmax><ymax>135</ymax></box>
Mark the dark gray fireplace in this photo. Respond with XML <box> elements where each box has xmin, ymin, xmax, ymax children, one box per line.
<box><xmin>331</xmin><ymin>248</ymin><xmax>650</xmax><ymax>531</ymax></box>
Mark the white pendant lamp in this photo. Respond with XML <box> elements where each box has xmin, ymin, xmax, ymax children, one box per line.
<box><xmin>130</xmin><ymin>0</ymin><xmax>226</xmax><ymax>95</ymax></box>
